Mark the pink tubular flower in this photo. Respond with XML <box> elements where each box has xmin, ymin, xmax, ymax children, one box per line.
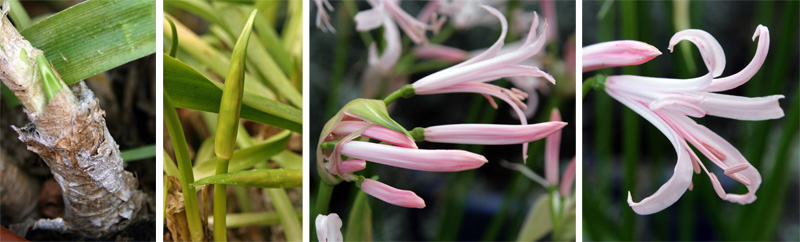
<box><xmin>422</xmin><ymin>122</ymin><xmax>566</xmax><ymax>145</ymax></box>
<box><xmin>600</xmin><ymin>25</ymin><xmax>783</xmax><ymax>215</ymax></box>
<box><xmin>582</xmin><ymin>40</ymin><xmax>662</xmax><ymax>72</ymax></box>
<box><xmin>340</xmin><ymin>141</ymin><xmax>487</xmax><ymax>172</ymax></box>
<box><xmin>314</xmin><ymin>0</ymin><xmax>335</xmax><ymax>33</ymax></box>
<box><xmin>361</xmin><ymin>179</ymin><xmax>425</xmax><ymax>208</ymax></box>
<box><xmin>410</xmin><ymin>6</ymin><xmax>554</xmax><ymax>160</ymax></box>
<box><xmin>545</xmin><ymin>109</ymin><xmax>562</xmax><ymax>185</ymax></box>
<box><xmin>315</xmin><ymin>213</ymin><xmax>343</xmax><ymax>242</ymax></box>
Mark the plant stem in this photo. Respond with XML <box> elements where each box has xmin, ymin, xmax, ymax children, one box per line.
<box><xmin>382</xmin><ymin>84</ymin><xmax>414</xmax><ymax>105</ymax></box>
<box><xmin>213</xmin><ymin>158</ymin><xmax>230</xmax><ymax>241</ymax></box>
<box><xmin>548</xmin><ymin>186</ymin><xmax>561</xmax><ymax>240</ymax></box>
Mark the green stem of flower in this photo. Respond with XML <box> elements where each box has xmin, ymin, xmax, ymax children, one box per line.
<box><xmin>582</xmin><ymin>74</ymin><xmax>607</xmax><ymax>99</ymax></box>
<box><xmin>382</xmin><ymin>84</ymin><xmax>415</xmax><ymax>105</ymax></box>
<box><xmin>312</xmin><ymin>181</ymin><xmax>334</xmax><ymax>241</ymax></box>
<box><xmin>548</xmin><ymin>185</ymin><xmax>562</xmax><ymax>240</ymax></box>
<box><xmin>213</xmin><ymin>158</ymin><xmax>230</xmax><ymax>241</ymax></box>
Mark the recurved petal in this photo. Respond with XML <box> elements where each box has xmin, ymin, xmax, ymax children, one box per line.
<box><xmin>665</xmin><ymin>112</ymin><xmax>761</xmax><ymax>204</ymax></box>
<box><xmin>668</xmin><ymin>29</ymin><xmax>726</xmax><ymax>77</ymax></box>
<box><xmin>340</xmin><ymin>141</ymin><xmax>487</xmax><ymax>172</ymax></box>
<box><xmin>361</xmin><ymin>179</ymin><xmax>425</xmax><ymax>208</ymax></box>
<box><xmin>704</xmin><ymin>25</ymin><xmax>770</xmax><ymax>92</ymax></box>
<box><xmin>699</xmin><ymin>92</ymin><xmax>784</xmax><ymax>121</ymax></box>
<box><xmin>453</xmin><ymin>5</ymin><xmax>508</xmax><ymax>68</ymax></box>
<box><xmin>607</xmin><ymin>89</ymin><xmax>694</xmax><ymax>215</ymax></box>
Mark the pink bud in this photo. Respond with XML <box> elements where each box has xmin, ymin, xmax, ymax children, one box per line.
<box><xmin>340</xmin><ymin>141</ymin><xmax>486</xmax><ymax>172</ymax></box>
<box><xmin>545</xmin><ymin>109</ymin><xmax>562</xmax><ymax>186</ymax></box>
<box><xmin>361</xmin><ymin>179</ymin><xmax>425</xmax><ymax>208</ymax></box>
<box><xmin>582</xmin><ymin>40</ymin><xmax>662</xmax><ymax>72</ymax></box>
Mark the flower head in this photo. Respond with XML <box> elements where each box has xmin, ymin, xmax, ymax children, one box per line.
<box><xmin>408</xmin><ymin>6</ymin><xmax>554</xmax><ymax>161</ymax></box>
<box><xmin>593</xmin><ymin>25</ymin><xmax>782</xmax><ymax>214</ymax></box>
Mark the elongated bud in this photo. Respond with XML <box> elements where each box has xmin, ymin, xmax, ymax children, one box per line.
<box><xmin>545</xmin><ymin>109</ymin><xmax>562</xmax><ymax>186</ymax></box>
<box><xmin>340</xmin><ymin>141</ymin><xmax>486</xmax><ymax>172</ymax></box>
<box><xmin>215</xmin><ymin>10</ymin><xmax>257</xmax><ymax>160</ymax></box>
<box><xmin>361</xmin><ymin>179</ymin><xmax>425</xmax><ymax>208</ymax></box>
<box><xmin>582</xmin><ymin>40</ymin><xmax>662</xmax><ymax>72</ymax></box>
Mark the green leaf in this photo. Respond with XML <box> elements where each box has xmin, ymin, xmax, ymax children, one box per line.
<box><xmin>208</xmin><ymin>210</ymin><xmax>303</xmax><ymax>228</ymax></box>
<box><xmin>7</xmin><ymin>0</ymin><xmax>30</xmax><ymax>30</ymax></box>
<box><xmin>516</xmin><ymin>193</ymin><xmax>552</xmax><ymax>241</ymax></box>
<box><xmin>120</xmin><ymin>144</ymin><xmax>156</xmax><ymax>162</ymax></box>
<box><xmin>164</xmin><ymin>54</ymin><xmax>301</xmax><ymax>133</ymax></box>
<box><xmin>163</xmin><ymin>150</ymin><xmax>180</xmax><ymax>178</ymax></box>
<box><xmin>345</xmin><ymin>189</ymin><xmax>373</xmax><ymax>241</ymax></box>
<box><xmin>193</xmin><ymin>169</ymin><xmax>301</xmax><ymax>188</ymax></box>
<box><xmin>193</xmin><ymin>130</ymin><xmax>291</xmax><ymax>180</ymax></box>
<box><xmin>21</xmin><ymin>0</ymin><xmax>155</xmax><ymax>85</ymax></box>
<box><xmin>272</xmin><ymin>150</ymin><xmax>301</xmax><ymax>170</ymax></box>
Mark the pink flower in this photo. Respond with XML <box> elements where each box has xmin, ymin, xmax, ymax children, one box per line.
<box><xmin>340</xmin><ymin>141</ymin><xmax>487</xmax><ymax>172</ymax></box>
<box><xmin>315</xmin><ymin>213</ymin><xmax>343</xmax><ymax>242</ymax></box>
<box><xmin>582</xmin><ymin>40</ymin><xmax>662</xmax><ymax>72</ymax></box>
<box><xmin>409</xmin><ymin>6</ymin><xmax>554</xmax><ymax>161</ymax></box>
<box><xmin>361</xmin><ymin>179</ymin><xmax>426</xmax><ymax>208</ymax></box>
<box><xmin>599</xmin><ymin>25</ymin><xmax>782</xmax><ymax>214</ymax></box>
<box><xmin>314</xmin><ymin>0</ymin><xmax>336</xmax><ymax>33</ymax></box>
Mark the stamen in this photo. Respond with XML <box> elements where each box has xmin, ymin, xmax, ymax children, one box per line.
<box><xmin>481</xmin><ymin>93</ymin><xmax>499</xmax><ymax>109</ymax></box>
<box><xmin>701</xmin><ymin>141</ymin><xmax>728</xmax><ymax>161</ymax></box>
<box><xmin>511</xmin><ymin>87</ymin><xmax>529</xmax><ymax>99</ymax></box>
<box><xmin>730</xmin><ymin>173</ymin><xmax>752</xmax><ymax>187</ymax></box>
<box><xmin>689</xmin><ymin>181</ymin><xmax>694</xmax><ymax>191</ymax></box>
<box><xmin>690</xmin><ymin>152</ymin><xmax>701</xmax><ymax>174</ymax></box>
<box><xmin>708</xmin><ymin>173</ymin><xmax>727</xmax><ymax>199</ymax></box>
<box><xmin>723</xmin><ymin>163</ymin><xmax>749</xmax><ymax>176</ymax></box>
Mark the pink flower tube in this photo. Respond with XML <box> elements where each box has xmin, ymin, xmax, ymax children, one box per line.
<box><xmin>340</xmin><ymin>141</ymin><xmax>487</xmax><ymax>172</ymax></box>
<box><xmin>361</xmin><ymin>179</ymin><xmax>425</xmax><ymax>208</ymax></box>
<box><xmin>423</xmin><ymin>122</ymin><xmax>566</xmax><ymax>145</ymax></box>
